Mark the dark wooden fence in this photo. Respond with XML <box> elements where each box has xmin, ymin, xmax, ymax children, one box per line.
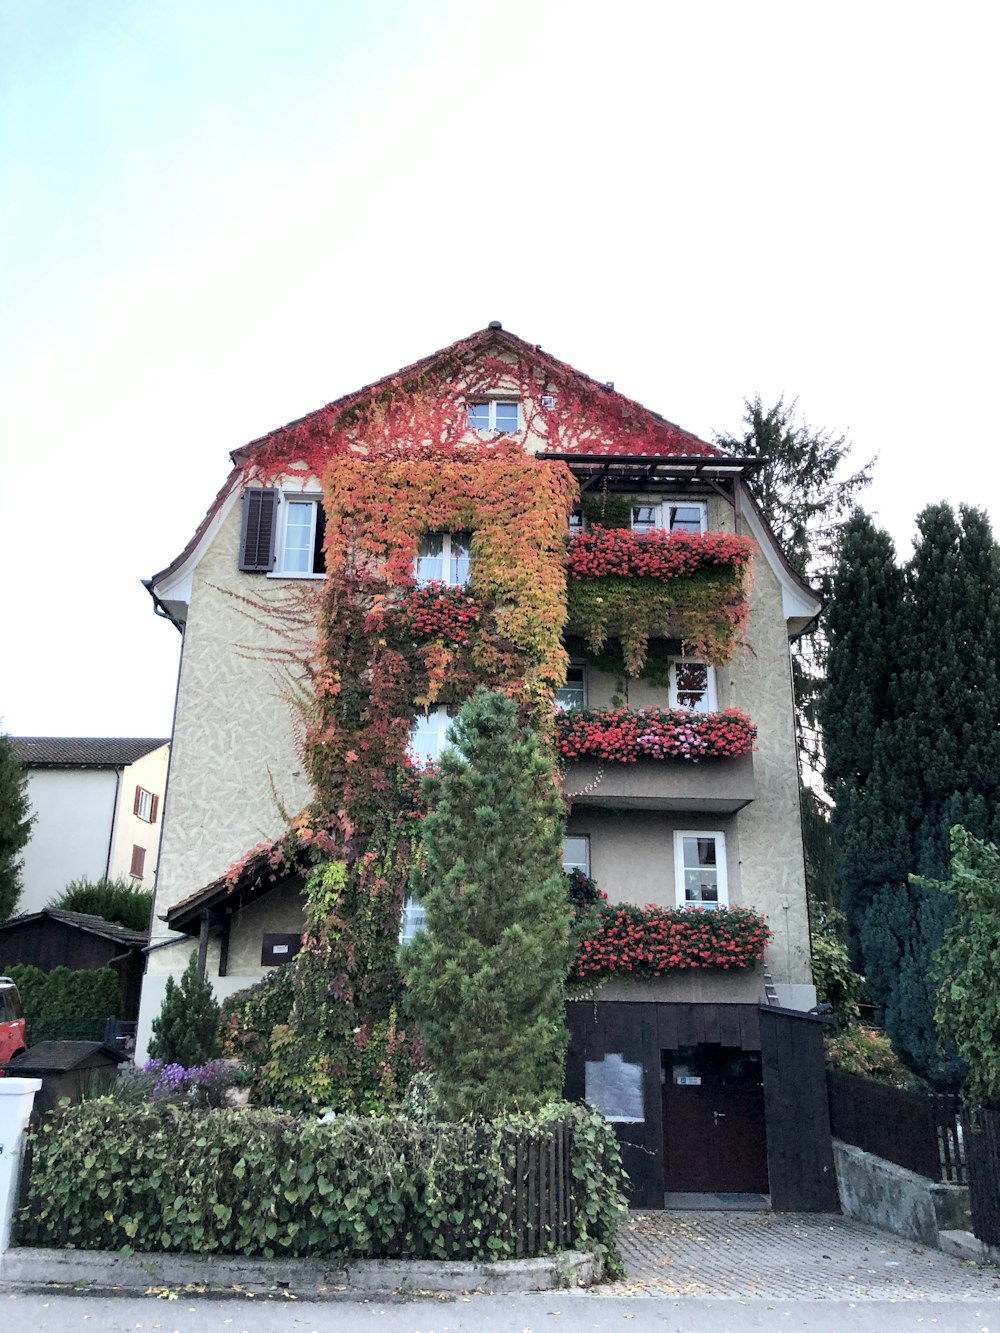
<box><xmin>964</xmin><ymin>1106</ymin><xmax>1000</xmax><ymax>1247</ymax></box>
<box><xmin>828</xmin><ymin>1071</ymin><xmax>1000</xmax><ymax>1248</ymax></box>
<box><xmin>827</xmin><ymin>1070</ymin><xmax>966</xmax><ymax>1183</ymax></box>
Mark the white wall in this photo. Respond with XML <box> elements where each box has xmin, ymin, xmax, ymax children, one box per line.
<box><xmin>18</xmin><ymin>767</ymin><xmax>120</xmax><ymax>914</ymax></box>
<box><xmin>108</xmin><ymin>744</ymin><xmax>170</xmax><ymax>892</ymax></box>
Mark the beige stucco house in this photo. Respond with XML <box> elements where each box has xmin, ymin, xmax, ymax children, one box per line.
<box><xmin>138</xmin><ymin>325</ymin><xmax>835</xmax><ymax>1209</ymax></box>
<box><xmin>12</xmin><ymin>737</ymin><xmax>169</xmax><ymax>916</ymax></box>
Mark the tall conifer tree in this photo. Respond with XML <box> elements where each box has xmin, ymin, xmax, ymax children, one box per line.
<box><xmin>403</xmin><ymin>688</ymin><xmax>572</xmax><ymax>1120</ymax></box>
<box><xmin>825</xmin><ymin>503</ymin><xmax>1000</xmax><ymax>1083</ymax></box>
<box><xmin>0</xmin><ymin>731</ymin><xmax>33</xmax><ymax>921</ymax></box>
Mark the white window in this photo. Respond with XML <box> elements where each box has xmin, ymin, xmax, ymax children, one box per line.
<box><xmin>568</xmin><ymin>508</ymin><xmax>585</xmax><ymax>533</ymax></box>
<box><xmin>408</xmin><ymin>707</ymin><xmax>455</xmax><ymax>765</ymax></box>
<box><xmin>668</xmin><ymin>660</ymin><xmax>717</xmax><ymax>713</ymax></box>
<box><xmin>555</xmin><ymin>664</ymin><xmax>586</xmax><ymax>711</ymax></box>
<box><xmin>673</xmin><ymin>831</ymin><xmax>728</xmax><ymax>909</ymax></box>
<box><xmin>135</xmin><ymin>787</ymin><xmax>153</xmax><ymax>821</ymax></box>
<box><xmin>399</xmin><ymin>895</ymin><xmax>427</xmax><ymax>944</ymax></box>
<box><xmin>415</xmin><ymin>532</ymin><xmax>471</xmax><ymax>587</ymax></box>
<box><xmin>273</xmin><ymin>494</ymin><xmax>326</xmax><ymax>576</ymax></box>
<box><xmin>630</xmin><ymin>502</ymin><xmax>707</xmax><ymax>534</ymax></box>
<box><xmin>466</xmin><ymin>400</ymin><xmax>519</xmax><ymax>433</ymax></box>
<box><xmin>563</xmin><ymin>835</ymin><xmax>591</xmax><ymax>875</ymax></box>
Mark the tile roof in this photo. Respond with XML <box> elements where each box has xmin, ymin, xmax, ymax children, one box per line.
<box><xmin>10</xmin><ymin>737</ymin><xmax>168</xmax><ymax>767</ymax></box>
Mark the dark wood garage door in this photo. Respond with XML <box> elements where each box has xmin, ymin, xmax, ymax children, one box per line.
<box><xmin>662</xmin><ymin>1044</ymin><xmax>769</xmax><ymax>1194</ymax></box>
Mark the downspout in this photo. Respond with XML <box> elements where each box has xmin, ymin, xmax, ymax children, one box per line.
<box><xmin>104</xmin><ymin>766</ymin><xmax>124</xmax><ymax>880</ymax></box>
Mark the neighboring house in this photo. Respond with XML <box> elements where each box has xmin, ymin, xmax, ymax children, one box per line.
<box><xmin>11</xmin><ymin>738</ymin><xmax>169</xmax><ymax>915</ymax></box>
<box><xmin>0</xmin><ymin>908</ymin><xmax>148</xmax><ymax>1020</ymax></box>
<box><xmin>138</xmin><ymin>324</ymin><xmax>834</xmax><ymax>1208</ymax></box>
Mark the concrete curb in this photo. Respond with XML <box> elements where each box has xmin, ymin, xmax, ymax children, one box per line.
<box><xmin>0</xmin><ymin>1245</ymin><xmax>601</xmax><ymax>1295</ymax></box>
<box><xmin>940</xmin><ymin>1229</ymin><xmax>1000</xmax><ymax>1268</ymax></box>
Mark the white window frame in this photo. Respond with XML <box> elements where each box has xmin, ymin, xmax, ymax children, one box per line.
<box><xmin>673</xmin><ymin>830</ymin><xmax>729</xmax><ymax>910</ymax></box>
<box><xmin>563</xmin><ymin>835</ymin><xmax>591</xmax><ymax>876</ymax></box>
<box><xmin>135</xmin><ymin>787</ymin><xmax>154</xmax><ymax>822</ymax></box>
<box><xmin>555</xmin><ymin>664</ymin><xmax>587</xmax><ymax>711</ymax></box>
<box><xmin>268</xmin><ymin>491</ymin><xmax>326</xmax><ymax>579</ymax></box>
<box><xmin>668</xmin><ymin>660</ymin><xmax>717</xmax><ymax>713</ymax></box>
<box><xmin>407</xmin><ymin>707</ymin><xmax>455</xmax><ymax>765</ymax></box>
<box><xmin>466</xmin><ymin>399</ymin><xmax>520</xmax><ymax>433</ymax></box>
<box><xmin>399</xmin><ymin>894</ymin><xmax>427</xmax><ymax>944</ymax></box>
<box><xmin>630</xmin><ymin>501</ymin><xmax>708</xmax><ymax>534</ymax></box>
<box><xmin>414</xmin><ymin>532</ymin><xmax>471</xmax><ymax>588</ymax></box>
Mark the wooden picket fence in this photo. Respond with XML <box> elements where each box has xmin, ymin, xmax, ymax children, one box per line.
<box><xmin>828</xmin><ymin>1070</ymin><xmax>1000</xmax><ymax>1247</ymax></box>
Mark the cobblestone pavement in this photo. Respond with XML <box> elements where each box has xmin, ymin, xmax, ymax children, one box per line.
<box><xmin>604</xmin><ymin>1210</ymin><xmax>1000</xmax><ymax>1301</ymax></box>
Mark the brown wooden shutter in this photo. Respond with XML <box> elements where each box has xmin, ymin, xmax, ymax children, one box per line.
<box><xmin>238</xmin><ymin>488</ymin><xmax>278</xmax><ymax>571</ymax></box>
<box><xmin>130</xmin><ymin>845</ymin><xmax>146</xmax><ymax>877</ymax></box>
<box><xmin>133</xmin><ymin>786</ymin><xmax>141</xmax><ymax>816</ymax></box>
<box><xmin>150</xmin><ymin>793</ymin><xmax>159</xmax><ymax>824</ymax></box>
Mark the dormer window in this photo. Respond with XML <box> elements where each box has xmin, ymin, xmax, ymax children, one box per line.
<box><xmin>466</xmin><ymin>400</ymin><xmax>519</xmax><ymax>433</ymax></box>
<box><xmin>668</xmin><ymin>660</ymin><xmax>716</xmax><ymax>713</ymax></box>
<box><xmin>630</xmin><ymin>502</ymin><xmax>707</xmax><ymax>534</ymax></box>
<box><xmin>415</xmin><ymin>532</ymin><xmax>471</xmax><ymax>587</ymax></box>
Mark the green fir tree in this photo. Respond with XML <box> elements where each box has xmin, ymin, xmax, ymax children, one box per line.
<box><xmin>403</xmin><ymin>688</ymin><xmax>572</xmax><ymax>1120</ymax></box>
<box><xmin>825</xmin><ymin>504</ymin><xmax>1000</xmax><ymax>1084</ymax></box>
<box><xmin>0</xmin><ymin>730</ymin><xmax>33</xmax><ymax>921</ymax></box>
<box><xmin>148</xmin><ymin>952</ymin><xmax>221</xmax><ymax>1067</ymax></box>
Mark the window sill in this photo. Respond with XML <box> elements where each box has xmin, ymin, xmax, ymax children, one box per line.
<box><xmin>265</xmin><ymin>571</ymin><xmax>328</xmax><ymax>580</ymax></box>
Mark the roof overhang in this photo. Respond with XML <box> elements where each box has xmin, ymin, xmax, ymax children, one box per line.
<box><xmin>166</xmin><ymin>860</ymin><xmax>305</xmax><ymax>936</ymax></box>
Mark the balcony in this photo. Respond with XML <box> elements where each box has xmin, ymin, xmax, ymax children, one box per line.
<box><xmin>556</xmin><ymin>705</ymin><xmax>756</xmax><ymax>812</ymax></box>
<box><xmin>564</xmin><ymin>527</ymin><xmax>754</xmax><ymax>673</ymax></box>
<box><xmin>562</xmin><ymin>750</ymin><xmax>754</xmax><ymax>813</ymax></box>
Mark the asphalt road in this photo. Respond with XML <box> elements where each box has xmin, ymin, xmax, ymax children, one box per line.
<box><xmin>5</xmin><ymin>1289</ymin><xmax>1000</xmax><ymax>1332</ymax></box>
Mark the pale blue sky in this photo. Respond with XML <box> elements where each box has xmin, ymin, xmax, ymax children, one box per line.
<box><xmin>1</xmin><ymin>0</ymin><xmax>997</xmax><ymax>736</ymax></box>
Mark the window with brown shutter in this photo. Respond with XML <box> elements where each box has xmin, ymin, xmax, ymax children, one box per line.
<box><xmin>130</xmin><ymin>845</ymin><xmax>146</xmax><ymax>878</ymax></box>
<box><xmin>134</xmin><ymin>787</ymin><xmax>155</xmax><ymax>821</ymax></box>
<box><xmin>239</xmin><ymin>488</ymin><xmax>278</xmax><ymax>571</ymax></box>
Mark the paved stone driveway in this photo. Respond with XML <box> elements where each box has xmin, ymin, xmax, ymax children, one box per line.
<box><xmin>604</xmin><ymin>1210</ymin><xmax>1000</xmax><ymax>1300</ymax></box>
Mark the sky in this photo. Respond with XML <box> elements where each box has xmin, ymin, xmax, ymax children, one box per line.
<box><xmin>1</xmin><ymin>0</ymin><xmax>997</xmax><ymax>739</ymax></box>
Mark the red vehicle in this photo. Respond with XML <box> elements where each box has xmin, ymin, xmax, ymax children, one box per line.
<box><xmin>0</xmin><ymin>976</ymin><xmax>27</xmax><ymax>1070</ymax></box>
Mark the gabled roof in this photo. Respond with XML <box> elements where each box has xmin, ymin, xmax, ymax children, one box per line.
<box><xmin>0</xmin><ymin>908</ymin><xmax>149</xmax><ymax>947</ymax></box>
<box><xmin>230</xmin><ymin>323</ymin><xmax>721</xmax><ymax>467</ymax></box>
<box><xmin>146</xmin><ymin>324</ymin><xmax>724</xmax><ymax>605</ymax></box>
<box><xmin>11</xmin><ymin>737</ymin><xmax>168</xmax><ymax>767</ymax></box>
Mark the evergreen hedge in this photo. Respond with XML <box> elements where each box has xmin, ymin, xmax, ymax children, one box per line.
<box><xmin>6</xmin><ymin>965</ymin><xmax>120</xmax><ymax>1043</ymax></box>
<box><xmin>18</xmin><ymin>1100</ymin><xmax>626</xmax><ymax>1270</ymax></box>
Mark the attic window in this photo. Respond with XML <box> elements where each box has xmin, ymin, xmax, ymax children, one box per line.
<box><xmin>238</xmin><ymin>489</ymin><xmax>326</xmax><ymax>576</ymax></box>
<box><xmin>467</xmin><ymin>400</ymin><xmax>519</xmax><ymax>433</ymax></box>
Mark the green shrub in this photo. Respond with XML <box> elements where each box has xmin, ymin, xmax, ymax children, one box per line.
<box><xmin>19</xmin><ymin>1100</ymin><xmax>626</xmax><ymax>1272</ymax></box>
<box><xmin>148</xmin><ymin>953</ymin><xmax>221</xmax><ymax>1068</ymax></box>
<box><xmin>825</xmin><ymin>1024</ymin><xmax>910</xmax><ymax>1087</ymax></box>
<box><xmin>7</xmin><ymin>964</ymin><xmax>120</xmax><ymax>1043</ymax></box>
<box><xmin>50</xmin><ymin>877</ymin><xmax>153</xmax><ymax>933</ymax></box>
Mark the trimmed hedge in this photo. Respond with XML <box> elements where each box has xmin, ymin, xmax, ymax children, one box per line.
<box><xmin>19</xmin><ymin>1101</ymin><xmax>625</xmax><ymax>1269</ymax></box>
<box><xmin>7</xmin><ymin>965</ymin><xmax>120</xmax><ymax>1043</ymax></box>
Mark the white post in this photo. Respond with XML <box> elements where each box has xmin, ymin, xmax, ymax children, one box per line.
<box><xmin>0</xmin><ymin>1078</ymin><xmax>42</xmax><ymax>1256</ymax></box>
